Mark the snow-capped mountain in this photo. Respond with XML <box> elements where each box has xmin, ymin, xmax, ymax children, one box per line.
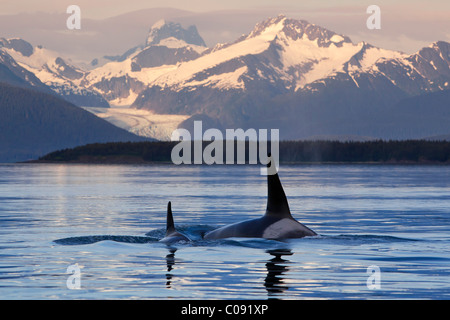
<box><xmin>2</xmin><ymin>15</ymin><xmax>449</xmax><ymax>140</ymax></box>
<box><xmin>130</xmin><ymin>15</ymin><xmax>450</xmax><ymax>139</ymax></box>
<box><xmin>81</xmin><ymin>20</ymin><xmax>208</xmax><ymax>106</ymax></box>
<box><xmin>0</xmin><ymin>38</ymin><xmax>109</xmax><ymax>107</ymax></box>
<box><xmin>145</xmin><ymin>15</ymin><xmax>401</xmax><ymax>92</ymax></box>
<box><xmin>132</xmin><ymin>14</ymin><xmax>409</xmax><ymax>111</ymax></box>
<box><xmin>146</xmin><ymin>19</ymin><xmax>206</xmax><ymax>47</ymax></box>
<box><xmin>0</xmin><ymin>48</ymin><xmax>53</xmax><ymax>92</ymax></box>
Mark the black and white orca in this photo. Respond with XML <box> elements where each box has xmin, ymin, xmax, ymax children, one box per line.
<box><xmin>204</xmin><ymin>157</ymin><xmax>317</xmax><ymax>240</ymax></box>
<box><xmin>159</xmin><ymin>201</ymin><xmax>191</xmax><ymax>244</ymax></box>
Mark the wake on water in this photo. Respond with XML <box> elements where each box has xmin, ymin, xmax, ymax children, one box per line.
<box><xmin>53</xmin><ymin>225</ymin><xmax>419</xmax><ymax>247</ymax></box>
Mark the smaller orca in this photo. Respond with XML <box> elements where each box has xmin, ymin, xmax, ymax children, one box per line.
<box><xmin>159</xmin><ymin>202</ymin><xmax>191</xmax><ymax>244</ymax></box>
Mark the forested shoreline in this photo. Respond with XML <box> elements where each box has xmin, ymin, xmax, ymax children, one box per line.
<box><xmin>33</xmin><ymin>140</ymin><xmax>450</xmax><ymax>164</ymax></box>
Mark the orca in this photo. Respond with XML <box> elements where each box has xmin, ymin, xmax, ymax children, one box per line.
<box><xmin>204</xmin><ymin>157</ymin><xmax>317</xmax><ymax>240</ymax></box>
<box><xmin>159</xmin><ymin>202</ymin><xmax>191</xmax><ymax>244</ymax></box>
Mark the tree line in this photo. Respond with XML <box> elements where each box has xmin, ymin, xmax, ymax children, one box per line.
<box><xmin>36</xmin><ymin>140</ymin><xmax>450</xmax><ymax>164</ymax></box>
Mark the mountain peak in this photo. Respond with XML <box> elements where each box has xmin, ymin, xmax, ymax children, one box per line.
<box><xmin>0</xmin><ymin>38</ymin><xmax>34</xmax><ymax>57</ymax></box>
<box><xmin>146</xmin><ymin>20</ymin><xmax>207</xmax><ymax>47</ymax></box>
<box><xmin>426</xmin><ymin>40</ymin><xmax>450</xmax><ymax>53</ymax></box>
<box><xmin>246</xmin><ymin>15</ymin><xmax>352</xmax><ymax>48</ymax></box>
<box><xmin>247</xmin><ymin>15</ymin><xmax>287</xmax><ymax>39</ymax></box>
<box><xmin>151</xmin><ymin>19</ymin><xmax>167</xmax><ymax>29</ymax></box>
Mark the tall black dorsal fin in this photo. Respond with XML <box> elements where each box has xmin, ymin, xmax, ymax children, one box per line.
<box><xmin>166</xmin><ymin>201</ymin><xmax>176</xmax><ymax>235</ymax></box>
<box><xmin>265</xmin><ymin>155</ymin><xmax>292</xmax><ymax>218</ymax></box>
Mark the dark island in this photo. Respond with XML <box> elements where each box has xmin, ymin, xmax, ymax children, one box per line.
<box><xmin>33</xmin><ymin>140</ymin><xmax>450</xmax><ymax>164</ymax></box>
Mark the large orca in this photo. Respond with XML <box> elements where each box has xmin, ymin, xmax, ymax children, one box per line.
<box><xmin>159</xmin><ymin>202</ymin><xmax>191</xmax><ymax>244</ymax></box>
<box><xmin>204</xmin><ymin>158</ymin><xmax>317</xmax><ymax>240</ymax></box>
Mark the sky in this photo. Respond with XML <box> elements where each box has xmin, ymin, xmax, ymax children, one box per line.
<box><xmin>1</xmin><ymin>0</ymin><xmax>449</xmax><ymax>63</ymax></box>
<box><xmin>1</xmin><ymin>0</ymin><xmax>449</xmax><ymax>19</ymax></box>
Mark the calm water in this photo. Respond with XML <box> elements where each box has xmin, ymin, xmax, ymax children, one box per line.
<box><xmin>0</xmin><ymin>163</ymin><xmax>449</xmax><ymax>300</ymax></box>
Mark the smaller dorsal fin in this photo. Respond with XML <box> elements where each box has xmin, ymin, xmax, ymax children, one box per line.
<box><xmin>265</xmin><ymin>155</ymin><xmax>292</xmax><ymax>218</ymax></box>
<box><xmin>166</xmin><ymin>201</ymin><xmax>176</xmax><ymax>235</ymax></box>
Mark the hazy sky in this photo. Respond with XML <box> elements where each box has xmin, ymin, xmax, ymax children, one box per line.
<box><xmin>2</xmin><ymin>0</ymin><xmax>450</xmax><ymax>18</ymax></box>
<box><xmin>1</xmin><ymin>0</ymin><xmax>449</xmax><ymax>62</ymax></box>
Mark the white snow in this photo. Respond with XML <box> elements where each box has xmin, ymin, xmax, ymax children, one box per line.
<box><xmin>150</xmin><ymin>17</ymin><xmax>407</xmax><ymax>93</ymax></box>
<box><xmin>3</xmin><ymin>45</ymin><xmax>58</xmax><ymax>70</ymax></box>
<box><xmin>84</xmin><ymin>58</ymin><xmax>176</xmax><ymax>88</ymax></box>
<box><xmin>358</xmin><ymin>46</ymin><xmax>406</xmax><ymax>71</ymax></box>
<box><xmin>153</xmin><ymin>17</ymin><xmax>286</xmax><ymax>89</ymax></box>
<box><xmin>157</xmin><ymin>37</ymin><xmax>207</xmax><ymax>53</ymax></box>
<box><xmin>146</xmin><ymin>19</ymin><xmax>166</xmax><ymax>44</ymax></box>
<box><xmin>82</xmin><ymin>37</ymin><xmax>209</xmax><ymax>94</ymax></box>
<box><xmin>350</xmin><ymin>74</ymin><xmax>359</xmax><ymax>88</ymax></box>
<box><xmin>109</xmin><ymin>89</ymin><xmax>139</xmax><ymax>107</ymax></box>
<box><xmin>84</xmin><ymin>106</ymin><xmax>190</xmax><ymax>140</ymax></box>
<box><xmin>330</xmin><ymin>34</ymin><xmax>345</xmax><ymax>43</ymax></box>
<box><xmin>284</xmin><ymin>39</ymin><xmax>363</xmax><ymax>90</ymax></box>
<box><xmin>430</xmin><ymin>60</ymin><xmax>437</xmax><ymax>70</ymax></box>
<box><xmin>151</xmin><ymin>19</ymin><xmax>166</xmax><ymax>29</ymax></box>
<box><xmin>184</xmin><ymin>66</ymin><xmax>247</xmax><ymax>90</ymax></box>
<box><xmin>247</xmin><ymin>15</ymin><xmax>286</xmax><ymax>40</ymax></box>
<box><xmin>2</xmin><ymin>44</ymin><xmax>89</xmax><ymax>90</ymax></box>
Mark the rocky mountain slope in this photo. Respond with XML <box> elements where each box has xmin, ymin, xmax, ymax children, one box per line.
<box><xmin>81</xmin><ymin>20</ymin><xmax>208</xmax><ymax>106</ymax></box>
<box><xmin>0</xmin><ymin>38</ymin><xmax>109</xmax><ymax>107</ymax></box>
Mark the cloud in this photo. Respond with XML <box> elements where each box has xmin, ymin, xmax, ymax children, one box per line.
<box><xmin>351</xmin><ymin>32</ymin><xmax>434</xmax><ymax>54</ymax></box>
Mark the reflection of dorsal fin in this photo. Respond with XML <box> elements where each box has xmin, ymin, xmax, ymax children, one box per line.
<box><xmin>265</xmin><ymin>155</ymin><xmax>292</xmax><ymax>218</ymax></box>
<box><xmin>166</xmin><ymin>201</ymin><xmax>176</xmax><ymax>235</ymax></box>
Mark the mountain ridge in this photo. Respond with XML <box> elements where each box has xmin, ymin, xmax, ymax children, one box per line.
<box><xmin>1</xmin><ymin>15</ymin><xmax>450</xmax><ymax>142</ymax></box>
<box><xmin>0</xmin><ymin>38</ymin><xmax>110</xmax><ymax>107</ymax></box>
<box><xmin>80</xmin><ymin>20</ymin><xmax>208</xmax><ymax>106</ymax></box>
